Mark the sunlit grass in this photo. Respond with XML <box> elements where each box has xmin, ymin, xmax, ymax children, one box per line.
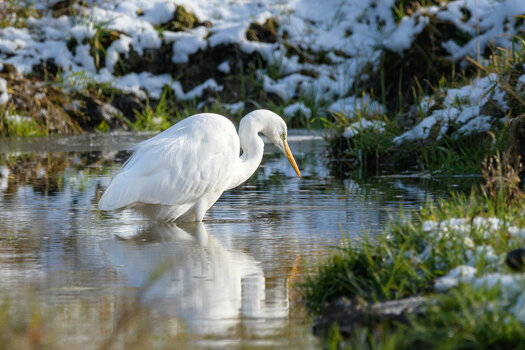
<box><xmin>0</xmin><ymin>106</ymin><xmax>47</xmax><ymax>137</ymax></box>
<box><xmin>302</xmin><ymin>184</ymin><xmax>525</xmax><ymax>347</ymax></box>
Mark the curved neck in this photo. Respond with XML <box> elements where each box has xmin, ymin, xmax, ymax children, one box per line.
<box><xmin>228</xmin><ymin>115</ymin><xmax>265</xmax><ymax>189</ymax></box>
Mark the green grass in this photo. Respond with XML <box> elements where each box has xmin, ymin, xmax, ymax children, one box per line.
<box><xmin>0</xmin><ymin>106</ymin><xmax>47</xmax><ymax>137</ymax></box>
<box><xmin>301</xmin><ymin>189</ymin><xmax>525</xmax><ymax>348</ymax></box>
<box><xmin>337</xmin><ymin>286</ymin><xmax>525</xmax><ymax>349</ymax></box>
<box><xmin>130</xmin><ymin>86</ymin><xmax>174</xmax><ymax>131</ymax></box>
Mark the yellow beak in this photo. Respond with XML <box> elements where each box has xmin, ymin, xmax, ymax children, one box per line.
<box><xmin>284</xmin><ymin>141</ymin><xmax>301</xmax><ymax>178</ymax></box>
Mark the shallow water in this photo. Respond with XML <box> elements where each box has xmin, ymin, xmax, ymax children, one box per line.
<box><xmin>0</xmin><ymin>131</ymin><xmax>464</xmax><ymax>348</ymax></box>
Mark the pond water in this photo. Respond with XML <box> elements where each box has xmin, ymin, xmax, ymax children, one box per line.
<box><xmin>0</xmin><ymin>132</ymin><xmax>467</xmax><ymax>348</ymax></box>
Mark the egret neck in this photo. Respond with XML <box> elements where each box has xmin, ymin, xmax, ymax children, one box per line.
<box><xmin>228</xmin><ymin>113</ymin><xmax>266</xmax><ymax>189</ymax></box>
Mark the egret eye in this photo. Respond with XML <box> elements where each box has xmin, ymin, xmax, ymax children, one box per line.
<box><xmin>280</xmin><ymin>132</ymin><xmax>286</xmax><ymax>141</ymax></box>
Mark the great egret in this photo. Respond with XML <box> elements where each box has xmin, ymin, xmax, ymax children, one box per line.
<box><xmin>98</xmin><ymin>109</ymin><xmax>301</xmax><ymax>222</ymax></box>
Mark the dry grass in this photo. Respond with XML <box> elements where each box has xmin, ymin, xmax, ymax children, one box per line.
<box><xmin>481</xmin><ymin>151</ymin><xmax>523</xmax><ymax>205</ymax></box>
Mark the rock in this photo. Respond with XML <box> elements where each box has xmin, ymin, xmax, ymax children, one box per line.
<box><xmin>313</xmin><ymin>296</ymin><xmax>428</xmax><ymax>337</ymax></box>
<box><xmin>506</xmin><ymin>248</ymin><xmax>525</xmax><ymax>272</ymax></box>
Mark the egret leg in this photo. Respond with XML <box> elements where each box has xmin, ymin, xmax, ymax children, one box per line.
<box><xmin>194</xmin><ymin>199</ymin><xmax>207</xmax><ymax>222</ymax></box>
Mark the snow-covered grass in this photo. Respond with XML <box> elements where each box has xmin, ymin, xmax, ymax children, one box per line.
<box><xmin>0</xmin><ymin>0</ymin><xmax>524</xmax><ymax>136</ymax></box>
<box><xmin>302</xmin><ymin>187</ymin><xmax>525</xmax><ymax>347</ymax></box>
<box><xmin>0</xmin><ymin>107</ymin><xmax>45</xmax><ymax>136</ymax></box>
<box><xmin>328</xmin><ymin>37</ymin><xmax>525</xmax><ymax>175</ymax></box>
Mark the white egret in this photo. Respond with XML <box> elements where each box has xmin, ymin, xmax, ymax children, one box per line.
<box><xmin>98</xmin><ymin>109</ymin><xmax>301</xmax><ymax>222</ymax></box>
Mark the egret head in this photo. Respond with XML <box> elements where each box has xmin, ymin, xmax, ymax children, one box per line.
<box><xmin>248</xmin><ymin>109</ymin><xmax>302</xmax><ymax>178</ymax></box>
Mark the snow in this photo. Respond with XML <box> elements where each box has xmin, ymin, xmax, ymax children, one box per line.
<box><xmin>283</xmin><ymin>102</ymin><xmax>311</xmax><ymax>119</ymax></box>
<box><xmin>457</xmin><ymin>115</ymin><xmax>492</xmax><ymax>135</ymax></box>
<box><xmin>439</xmin><ymin>0</ymin><xmax>525</xmax><ymax>61</ymax></box>
<box><xmin>329</xmin><ymin>95</ymin><xmax>385</xmax><ymax>117</ymax></box>
<box><xmin>217</xmin><ymin>60</ymin><xmax>230</xmax><ymax>74</ymax></box>
<box><xmin>421</xmin><ymin>214</ymin><xmax>525</xmax><ymax>321</ymax></box>
<box><xmin>6</xmin><ymin>114</ymin><xmax>32</xmax><ymax>123</ymax></box>
<box><xmin>111</xmin><ymin>72</ymin><xmax>171</xmax><ymax>100</ymax></box>
<box><xmin>384</xmin><ymin>15</ymin><xmax>428</xmax><ymax>54</ymax></box>
<box><xmin>170</xmin><ymin>27</ymin><xmax>208</xmax><ymax>64</ymax></box>
<box><xmin>74</xmin><ymin>44</ymin><xmax>96</xmax><ymax>72</ymax></box>
<box><xmin>208</xmin><ymin>23</ymin><xmax>248</xmax><ymax>48</ymax></box>
<box><xmin>172</xmin><ymin>78</ymin><xmax>223</xmax><ymax>101</ymax></box>
<box><xmin>343</xmin><ymin>119</ymin><xmax>386</xmax><ymax>138</ymax></box>
<box><xmin>394</xmin><ymin>74</ymin><xmax>508</xmax><ymax>144</ymax></box>
<box><xmin>262</xmin><ymin>74</ymin><xmax>309</xmax><ymax>101</ymax></box>
<box><xmin>0</xmin><ymin>78</ymin><xmax>9</xmax><ymax>105</ymax></box>
<box><xmin>105</xmin><ymin>35</ymin><xmax>133</xmax><ymax>72</ymax></box>
<box><xmin>0</xmin><ymin>0</ymin><xmax>523</xmax><ymax>116</ymax></box>
<box><xmin>435</xmin><ymin>265</ymin><xmax>477</xmax><ymax>292</ymax></box>
<box><xmin>71</xmin><ymin>24</ymin><xmax>95</xmax><ymax>43</ymax></box>
<box><xmin>225</xmin><ymin>101</ymin><xmax>244</xmax><ymax>114</ymax></box>
<box><xmin>473</xmin><ymin>273</ymin><xmax>525</xmax><ymax>296</ymax></box>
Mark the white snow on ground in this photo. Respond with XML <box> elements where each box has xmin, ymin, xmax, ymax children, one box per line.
<box><xmin>169</xmin><ymin>27</ymin><xmax>208</xmax><ymax>64</ymax></box>
<box><xmin>283</xmin><ymin>102</ymin><xmax>311</xmax><ymax>119</ymax></box>
<box><xmin>0</xmin><ymin>78</ymin><xmax>9</xmax><ymax>105</ymax></box>
<box><xmin>329</xmin><ymin>95</ymin><xmax>385</xmax><ymax>118</ymax></box>
<box><xmin>439</xmin><ymin>0</ymin><xmax>525</xmax><ymax>61</ymax></box>
<box><xmin>224</xmin><ymin>101</ymin><xmax>244</xmax><ymax>114</ymax></box>
<box><xmin>173</xmin><ymin>78</ymin><xmax>223</xmax><ymax>101</ymax></box>
<box><xmin>0</xmin><ymin>0</ymin><xmax>523</xmax><ymax>122</ymax></box>
<box><xmin>434</xmin><ymin>265</ymin><xmax>477</xmax><ymax>292</ymax></box>
<box><xmin>343</xmin><ymin>119</ymin><xmax>386</xmax><ymax>138</ymax></box>
<box><xmin>418</xmin><ymin>215</ymin><xmax>525</xmax><ymax>320</ymax></box>
<box><xmin>394</xmin><ymin>74</ymin><xmax>507</xmax><ymax>144</ymax></box>
<box><xmin>217</xmin><ymin>60</ymin><xmax>231</xmax><ymax>74</ymax></box>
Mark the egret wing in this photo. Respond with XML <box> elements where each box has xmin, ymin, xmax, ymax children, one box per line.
<box><xmin>98</xmin><ymin>115</ymin><xmax>238</xmax><ymax>210</ymax></box>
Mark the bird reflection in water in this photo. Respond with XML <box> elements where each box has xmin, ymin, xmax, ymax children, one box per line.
<box><xmin>101</xmin><ymin>222</ymin><xmax>288</xmax><ymax>336</ymax></box>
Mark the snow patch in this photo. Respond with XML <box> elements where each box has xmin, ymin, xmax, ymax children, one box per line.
<box><xmin>343</xmin><ymin>119</ymin><xmax>386</xmax><ymax>138</ymax></box>
<box><xmin>0</xmin><ymin>78</ymin><xmax>9</xmax><ymax>105</ymax></box>
<box><xmin>329</xmin><ymin>95</ymin><xmax>385</xmax><ymax>117</ymax></box>
<box><xmin>283</xmin><ymin>102</ymin><xmax>311</xmax><ymax>119</ymax></box>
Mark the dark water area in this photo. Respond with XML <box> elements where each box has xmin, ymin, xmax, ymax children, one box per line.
<box><xmin>0</xmin><ymin>131</ymin><xmax>477</xmax><ymax>348</ymax></box>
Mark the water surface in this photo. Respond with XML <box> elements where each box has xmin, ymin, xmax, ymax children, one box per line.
<box><xmin>0</xmin><ymin>131</ymin><xmax>454</xmax><ymax>348</ymax></box>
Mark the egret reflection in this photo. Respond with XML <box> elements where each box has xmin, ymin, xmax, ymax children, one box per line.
<box><xmin>101</xmin><ymin>222</ymin><xmax>288</xmax><ymax>335</ymax></box>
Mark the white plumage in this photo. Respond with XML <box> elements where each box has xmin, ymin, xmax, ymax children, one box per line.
<box><xmin>98</xmin><ymin>109</ymin><xmax>301</xmax><ymax>222</ymax></box>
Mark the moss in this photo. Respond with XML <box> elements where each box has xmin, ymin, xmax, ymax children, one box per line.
<box><xmin>158</xmin><ymin>5</ymin><xmax>204</xmax><ymax>32</ymax></box>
